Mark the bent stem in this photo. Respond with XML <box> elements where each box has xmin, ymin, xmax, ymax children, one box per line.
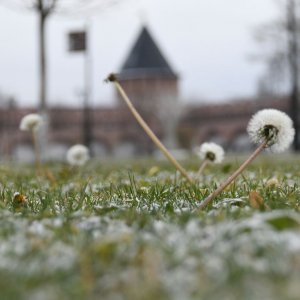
<box><xmin>198</xmin><ymin>140</ymin><xmax>268</xmax><ymax>210</ymax></box>
<box><xmin>197</xmin><ymin>159</ymin><xmax>209</xmax><ymax>177</ymax></box>
<box><xmin>109</xmin><ymin>76</ymin><xmax>193</xmax><ymax>184</ymax></box>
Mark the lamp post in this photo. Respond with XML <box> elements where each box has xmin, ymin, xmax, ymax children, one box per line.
<box><xmin>68</xmin><ymin>22</ymin><xmax>93</xmax><ymax>151</ymax></box>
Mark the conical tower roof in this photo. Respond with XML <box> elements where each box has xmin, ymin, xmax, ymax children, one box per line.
<box><xmin>119</xmin><ymin>26</ymin><xmax>177</xmax><ymax>80</ymax></box>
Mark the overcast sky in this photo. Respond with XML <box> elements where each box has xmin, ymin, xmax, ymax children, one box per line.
<box><xmin>0</xmin><ymin>0</ymin><xmax>277</xmax><ymax>107</ymax></box>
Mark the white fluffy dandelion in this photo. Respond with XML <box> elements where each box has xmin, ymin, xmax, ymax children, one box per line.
<box><xmin>198</xmin><ymin>142</ymin><xmax>225</xmax><ymax>163</ymax></box>
<box><xmin>247</xmin><ymin>109</ymin><xmax>295</xmax><ymax>153</ymax></box>
<box><xmin>19</xmin><ymin>113</ymin><xmax>43</xmax><ymax>170</ymax></box>
<box><xmin>20</xmin><ymin>113</ymin><xmax>43</xmax><ymax>132</ymax></box>
<box><xmin>66</xmin><ymin>144</ymin><xmax>90</xmax><ymax>166</ymax></box>
<box><xmin>196</xmin><ymin>142</ymin><xmax>225</xmax><ymax>177</ymax></box>
<box><xmin>198</xmin><ymin>108</ymin><xmax>295</xmax><ymax>210</ymax></box>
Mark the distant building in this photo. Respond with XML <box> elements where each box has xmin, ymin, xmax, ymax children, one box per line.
<box><xmin>0</xmin><ymin>26</ymin><xmax>295</xmax><ymax>161</ymax></box>
<box><xmin>117</xmin><ymin>26</ymin><xmax>179</xmax><ymax>114</ymax></box>
<box><xmin>179</xmin><ymin>96</ymin><xmax>289</xmax><ymax>152</ymax></box>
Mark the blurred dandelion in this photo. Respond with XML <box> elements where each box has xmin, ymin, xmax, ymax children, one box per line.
<box><xmin>197</xmin><ymin>142</ymin><xmax>224</xmax><ymax>176</ymax></box>
<box><xmin>199</xmin><ymin>109</ymin><xmax>295</xmax><ymax>210</ymax></box>
<box><xmin>13</xmin><ymin>192</ymin><xmax>27</xmax><ymax>209</ymax></box>
<box><xmin>20</xmin><ymin>114</ymin><xmax>43</xmax><ymax>132</ymax></box>
<box><xmin>19</xmin><ymin>113</ymin><xmax>43</xmax><ymax>170</ymax></box>
<box><xmin>67</xmin><ymin>144</ymin><xmax>90</xmax><ymax>166</ymax></box>
<box><xmin>266</xmin><ymin>177</ymin><xmax>280</xmax><ymax>188</ymax></box>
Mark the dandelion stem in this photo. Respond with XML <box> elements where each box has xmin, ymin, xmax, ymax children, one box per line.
<box><xmin>109</xmin><ymin>76</ymin><xmax>193</xmax><ymax>184</ymax></box>
<box><xmin>32</xmin><ymin>131</ymin><xmax>41</xmax><ymax>172</ymax></box>
<box><xmin>198</xmin><ymin>140</ymin><xmax>268</xmax><ymax>210</ymax></box>
<box><xmin>197</xmin><ymin>159</ymin><xmax>209</xmax><ymax>177</ymax></box>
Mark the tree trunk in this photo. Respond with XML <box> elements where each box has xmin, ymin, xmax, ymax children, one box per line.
<box><xmin>38</xmin><ymin>10</ymin><xmax>49</xmax><ymax>160</ymax></box>
<box><xmin>287</xmin><ymin>0</ymin><xmax>300</xmax><ymax>151</ymax></box>
<box><xmin>39</xmin><ymin>11</ymin><xmax>47</xmax><ymax>112</ymax></box>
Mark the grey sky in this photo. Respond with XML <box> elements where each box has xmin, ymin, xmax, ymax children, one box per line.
<box><xmin>0</xmin><ymin>0</ymin><xmax>277</xmax><ymax>107</ymax></box>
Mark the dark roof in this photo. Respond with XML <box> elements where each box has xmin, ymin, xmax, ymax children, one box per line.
<box><xmin>119</xmin><ymin>26</ymin><xmax>177</xmax><ymax>80</ymax></box>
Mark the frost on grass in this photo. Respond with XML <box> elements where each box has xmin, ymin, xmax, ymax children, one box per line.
<box><xmin>0</xmin><ymin>207</ymin><xmax>300</xmax><ymax>299</ymax></box>
<box><xmin>0</xmin><ymin>159</ymin><xmax>299</xmax><ymax>299</ymax></box>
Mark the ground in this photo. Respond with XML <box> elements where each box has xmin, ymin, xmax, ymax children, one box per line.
<box><xmin>0</xmin><ymin>154</ymin><xmax>299</xmax><ymax>300</ymax></box>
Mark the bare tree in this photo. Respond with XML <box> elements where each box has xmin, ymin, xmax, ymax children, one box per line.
<box><xmin>287</xmin><ymin>0</ymin><xmax>300</xmax><ymax>151</ymax></box>
<box><xmin>0</xmin><ymin>0</ymin><xmax>119</xmax><ymax>112</ymax></box>
<box><xmin>255</xmin><ymin>0</ymin><xmax>300</xmax><ymax>150</ymax></box>
<box><xmin>0</xmin><ymin>0</ymin><xmax>123</xmax><ymax>159</ymax></box>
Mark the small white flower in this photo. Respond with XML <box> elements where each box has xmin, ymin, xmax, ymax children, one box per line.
<box><xmin>266</xmin><ymin>177</ymin><xmax>280</xmax><ymax>187</ymax></box>
<box><xmin>247</xmin><ymin>109</ymin><xmax>295</xmax><ymax>153</ymax></box>
<box><xmin>197</xmin><ymin>142</ymin><xmax>225</xmax><ymax>163</ymax></box>
<box><xmin>20</xmin><ymin>113</ymin><xmax>43</xmax><ymax>132</ymax></box>
<box><xmin>66</xmin><ymin>144</ymin><xmax>90</xmax><ymax>166</ymax></box>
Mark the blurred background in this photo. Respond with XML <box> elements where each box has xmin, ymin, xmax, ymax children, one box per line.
<box><xmin>0</xmin><ymin>0</ymin><xmax>299</xmax><ymax>161</ymax></box>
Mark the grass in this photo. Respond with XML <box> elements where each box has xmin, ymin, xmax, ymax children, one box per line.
<box><xmin>0</xmin><ymin>153</ymin><xmax>300</xmax><ymax>300</ymax></box>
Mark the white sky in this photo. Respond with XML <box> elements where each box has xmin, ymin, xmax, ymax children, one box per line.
<box><xmin>0</xmin><ymin>0</ymin><xmax>277</xmax><ymax>107</ymax></box>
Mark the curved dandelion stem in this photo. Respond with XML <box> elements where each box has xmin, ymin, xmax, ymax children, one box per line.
<box><xmin>198</xmin><ymin>140</ymin><xmax>268</xmax><ymax>210</ymax></box>
<box><xmin>197</xmin><ymin>159</ymin><xmax>209</xmax><ymax>177</ymax></box>
<box><xmin>108</xmin><ymin>76</ymin><xmax>193</xmax><ymax>184</ymax></box>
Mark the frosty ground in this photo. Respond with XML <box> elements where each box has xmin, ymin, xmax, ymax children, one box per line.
<box><xmin>0</xmin><ymin>154</ymin><xmax>299</xmax><ymax>300</ymax></box>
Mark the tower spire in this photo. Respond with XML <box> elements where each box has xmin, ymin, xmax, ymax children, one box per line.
<box><xmin>119</xmin><ymin>26</ymin><xmax>177</xmax><ymax>80</ymax></box>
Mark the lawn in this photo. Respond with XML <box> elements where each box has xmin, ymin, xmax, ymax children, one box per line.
<box><xmin>0</xmin><ymin>154</ymin><xmax>299</xmax><ymax>300</ymax></box>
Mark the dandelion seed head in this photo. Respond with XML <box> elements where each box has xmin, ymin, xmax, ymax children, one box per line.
<box><xmin>247</xmin><ymin>109</ymin><xmax>295</xmax><ymax>153</ymax></box>
<box><xmin>198</xmin><ymin>142</ymin><xmax>225</xmax><ymax>163</ymax></box>
<box><xmin>66</xmin><ymin>144</ymin><xmax>90</xmax><ymax>166</ymax></box>
<box><xmin>266</xmin><ymin>177</ymin><xmax>280</xmax><ymax>188</ymax></box>
<box><xmin>19</xmin><ymin>114</ymin><xmax>43</xmax><ymax>132</ymax></box>
<box><xmin>13</xmin><ymin>192</ymin><xmax>27</xmax><ymax>205</ymax></box>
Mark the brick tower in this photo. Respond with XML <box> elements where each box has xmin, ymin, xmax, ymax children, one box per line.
<box><xmin>117</xmin><ymin>26</ymin><xmax>179</xmax><ymax>113</ymax></box>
